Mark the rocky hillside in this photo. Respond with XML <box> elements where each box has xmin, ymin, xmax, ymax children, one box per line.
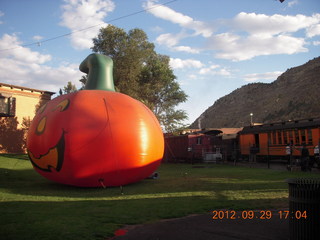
<box><xmin>190</xmin><ymin>57</ymin><xmax>320</xmax><ymax>128</ymax></box>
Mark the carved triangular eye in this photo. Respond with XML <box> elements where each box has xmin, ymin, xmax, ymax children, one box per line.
<box><xmin>37</xmin><ymin>103</ymin><xmax>47</xmax><ymax>114</ymax></box>
<box><xmin>36</xmin><ymin>116</ymin><xmax>47</xmax><ymax>135</ymax></box>
<box><xmin>53</xmin><ymin>99</ymin><xmax>70</xmax><ymax>112</ymax></box>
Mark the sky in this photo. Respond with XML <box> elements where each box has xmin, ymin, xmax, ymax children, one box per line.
<box><xmin>0</xmin><ymin>0</ymin><xmax>320</xmax><ymax>125</ymax></box>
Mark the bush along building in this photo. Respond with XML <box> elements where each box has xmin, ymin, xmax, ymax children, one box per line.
<box><xmin>0</xmin><ymin>83</ymin><xmax>54</xmax><ymax>153</ymax></box>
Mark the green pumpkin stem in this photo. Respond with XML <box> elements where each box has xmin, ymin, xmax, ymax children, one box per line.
<box><xmin>79</xmin><ymin>53</ymin><xmax>115</xmax><ymax>91</ymax></box>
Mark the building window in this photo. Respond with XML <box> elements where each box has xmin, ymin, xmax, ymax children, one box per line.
<box><xmin>307</xmin><ymin>129</ymin><xmax>312</xmax><ymax>144</ymax></box>
<box><xmin>0</xmin><ymin>96</ymin><xmax>16</xmax><ymax>117</ymax></box>
<box><xmin>196</xmin><ymin>137</ymin><xmax>202</xmax><ymax>145</ymax></box>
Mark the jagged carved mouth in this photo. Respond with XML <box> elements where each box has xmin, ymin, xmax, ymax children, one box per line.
<box><xmin>28</xmin><ymin>133</ymin><xmax>65</xmax><ymax>172</ymax></box>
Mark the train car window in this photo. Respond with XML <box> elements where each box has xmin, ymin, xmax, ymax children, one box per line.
<box><xmin>277</xmin><ymin>131</ymin><xmax>282</xmax><ymax>145</ymax></box>
<box><xmin>289</xmin><ymin>131</ymin><xmax>294</xmax><ymax>145</ymax></box>
<box><xmin>272</xmin><ymin>131</ymin><xmax>277</xmax><ymax>145</ymax></box>
<box><xmin>301</xmin><ymin>129</ymin><xmax>306</xmax><ymax>144</ymax></box>
<box><xmin>255</xmin><ymin>134</ymin><xmax>260</xmax><ymax>147</ymax></box>
<box><xmin>294</xmin><ymin>129</ymin><xmax>300</xmax><ymax>145</ymax></box>
<box><xmin>307</xmin><ymin>129</ymin><xmax>312</xmax><ymax>144</ymax></box>
<box><xmin>283</xmin><ymin>130</ymin><xmax>288</xmax><ymax>144</ymax></box>
<box><xmin>196</xmin><ymin>137</ymin><xmax>202</xmax><ymax>145</ymax></box>
<box><xmin>268</xmin><ymin>132</ymin><xmax>271</xmax><ymax>145</ymax></box>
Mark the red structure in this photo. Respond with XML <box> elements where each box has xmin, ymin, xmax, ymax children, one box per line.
<box><xmin>164</xmin><ymin>129</ymin><xmax>241</xmax><ymax>163</ymax></box>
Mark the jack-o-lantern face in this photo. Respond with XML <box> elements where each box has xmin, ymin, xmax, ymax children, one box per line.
<box><xmin>27</xmin><ymin>54</ymin><xmax>164</xmax><ymax>187</ymax></box>
<box><xmin>28</xmin><ymin>99</ymin><xmax>69</xmax><ymax>172</ymax></box>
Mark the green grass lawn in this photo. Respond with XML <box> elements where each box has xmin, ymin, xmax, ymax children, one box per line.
<box><xmin>1</xmin><ymin>154</ymin><xmax>318</xmax><ymax>240</ymax></box>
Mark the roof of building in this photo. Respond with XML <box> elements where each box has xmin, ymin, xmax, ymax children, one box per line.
<box><xmin>165</xmin><ymin>128</ymin><xmax>243</xmax><ymax>139</ymax></box>
<box><xmin>240</xmin><ymin>118</ymin><xmax>320</xmax><ymax>134</ymax></box>
<box><xmin>0</xmin><ymin>82</ymin><xmax>55</xmax><ymax>95</ymax></box>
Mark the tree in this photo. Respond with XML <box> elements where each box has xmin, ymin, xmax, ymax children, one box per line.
<box><xmin>92</xmin><ymin>26</ymin><xmax>154</xmax><ymax>99</ymax></box>
<box><xmin>0</xmin><ymin>117</ymin><xmax>25</xmax><ymax>153</ymax></box>
<box><xmin>60</xmin><ymin>81</ymin><xmax>77</xmax><ymax>95</ymax></box>
<box><xmin>139</xmin><ymin>54</ymin><xmax>188</xmax><ymax>132</ymax></box>
<box><xmin>79</xmin><ymin>75</ymin><xmax>88</xmax><ymax>90</ymax></box>
<box><xmin>92</xmin><ymin>25</ymin><xmax>188</xmax><ymax>132</ymax></box>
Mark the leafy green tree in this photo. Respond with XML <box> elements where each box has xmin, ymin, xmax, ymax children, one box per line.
<box><xmin>79</xmin><ymin>75</ymin><xmax>88</xmax><ymax>90</ymax></box>
<box><xmin>91</xmin><ymin>25</ymin><xmax>188</xmax><ymax>132</ymax></box>
<box><xmin>92</xmin><ymin>26</ymin><xmax>154</xmax><ymax>98</ymax></box>
<box><xmin>60</xmin><ymin>81</ymin><xmax>77</xmax><ymax>95</ymax></box>
<box><xmin>139</xmin><ymin>54</ymin><xmax>187</xmax><ymax>132</ymax></box>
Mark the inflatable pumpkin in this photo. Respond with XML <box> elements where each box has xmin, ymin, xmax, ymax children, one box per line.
<box><xmin>27</xmin><ymin>54</ymin><xmax>164</xmax><ymax>187</ymax></box>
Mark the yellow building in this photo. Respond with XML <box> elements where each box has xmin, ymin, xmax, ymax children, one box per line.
<box><xmin>0</xmin><ymin>82</ymin><xmax>55</xmax><ymax>153</ymax></box>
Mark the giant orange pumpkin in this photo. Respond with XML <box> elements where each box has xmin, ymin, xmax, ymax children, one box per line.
<box><xmin>27</xmin><ymin>54</ymin><xmax>164</xmax><ymax>187</ymax></box>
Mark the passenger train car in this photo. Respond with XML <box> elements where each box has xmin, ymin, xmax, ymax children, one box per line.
<box><xmin>164</xmin><ymin>118</ymin><xmax>320</xmax><ymax>163</ymax></box>
<box><xmin>239</xmin><ymin>118</ymin><xmax>320</xmax><ymax>159</ymax></box>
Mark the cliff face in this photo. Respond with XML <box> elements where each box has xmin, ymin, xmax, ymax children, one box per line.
<box><xmin>190</xmin><ymin>57</ymin><xmax>320</xmax><ymax>128</ymax></box>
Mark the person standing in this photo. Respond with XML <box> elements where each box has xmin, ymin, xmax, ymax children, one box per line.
<box><xmin>250</xmin><ymin>144</ymin><xmax>257</xmax><ymax>163</ymax></box>
<box><xmin>286</xmin><ymin>144</ymin><xmax>291</xmax><ymax>165</ymax></box>
<box><xmin>314</xmin><ymin>144</ymin><xmax>319</xmax><ymax>169</ymax></box>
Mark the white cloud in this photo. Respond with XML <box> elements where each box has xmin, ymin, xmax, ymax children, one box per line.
<box><xmin>0</xmin><ymin>11</ymin><xmax>4</xmax><ymax>24</ymax></box>
<box><xmin>199</xmin><ymin>64</ymin><xmax>219</xmax><ymax>75</ymax></box>
<box><xmin>288</xmin><ymin>0</ymin><xmax>299</xmax><ymax>8</ymax></box>
<box><xmin>144</xmin><ymin>0</ymin><xmax>212</xmax><ymax>54</ymax></box>
<box><xmin>156</xmin><ymin>32</ymin><xmax>184</xmax><ymax>47</ymax></box>
<box><xmin>156</xmin><ymin>32</ymin><xmax>199</xmax><ymax>53</ymax></box>
<box><xmin>306</xmin><ymin>23</ymin><xmax>320</xmax><ymax>37</ymax></box>
<box><xmin>313</xmin><ymin>41</ymin><xmax>320</xmax><ymax>46</ymax></box>
<box><xmin>33</xmin><ymin>35</ymin><xmax>43</xmax><ymax>41</ymax></box>
<box><xmin>188</xmin><ymin>74</ymin><xmax>198</xmax><ymax>80</ymax></box>
<box><xmin>199</xmin><ymin>64</ymin><xmax>231</xmax><ymax>76</ymax></box>
<box><xmin>151</xmin><ymin>26</ymin><xmax>164</xmax><ymax>33</ymax></box>
<box><xmin>172</xmin><ymin>45</ymin><xmax>199</xmax><ymax>54</ymax></box>
<box><xmin>207</xmin><ymin>32</ymin><xmax>307</xmax><ymax>61</ymax></box>
<box><xmin>169</xmin><ymin>58</ymin><xmax>204</xmax><ymax>69</ymax></box>
<box><xmin>206</xmin><ymin>12</ymin><xmax>320</xmax><ymax>61</ymax></box>
<box><xmin>0</xmin><ymin>34</ymin><xmax>82</xmax><ymax>92</ymax></box>
<box><xmin>60</xmin><ymin>0</ymin><xmax>115</xmax><ymax>50</ymax></box>
<box><xmin>233</xmin><ymin>12</ymin><xmax>320</xmax><ymax>37</ymax></box>
<box><xmin>143</xmin><ymin>0</ymin><xmax>213</xmax><ymax>37</ymax></box>
<box><xmin>0</xmin><ymin>34</ymin><xmax>51</xmax><ymax>64</ymax></box>
<box><xmin>244</xmin><ymin>71</ymin><xmax>283</xmax><ymax>82</ymax></box>
<box><xmin>148</xmin><ymin>4</ymin><xmax>319</xmax><ymax>61</ymax></box>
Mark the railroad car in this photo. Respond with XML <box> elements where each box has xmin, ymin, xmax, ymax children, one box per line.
<box><xmin>239</xmin><ymin>118</ymin><xmax>320</xmax><ymax>160</ymax></box>
<box><xmin>164</xmin><ymin>129</ymin><xmax>240</xmax><ymax>163</ymax></box>
<box><xmin>164</xmin><ymin>131</ymin><xmax>219</xmax><ymax>163</ymax></box>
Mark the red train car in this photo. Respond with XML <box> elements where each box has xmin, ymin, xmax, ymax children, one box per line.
<box><xmin>164</xmin><ymin>129</ymin><xmax>241</xmax><ymax>163</ymax></box>
<box><xmin>239</xmin><ymin>118</ymin><xmax>320</xmax><ymax>159</ymax></box>
<box><xmin>164</xmin><ymin>132</ymin><xmax>217</xmax><ymax>163</ymax></box>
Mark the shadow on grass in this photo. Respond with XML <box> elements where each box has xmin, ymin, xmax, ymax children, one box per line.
<box><xmin>1</xmin><ymin>167</ymin><xmax>289</xmax><ymax>201</ymax></box>
<box><xmin>0</xmin><ymin>196</ymin><xmax>288</xmax><ymax>240</ymax></box>
<box><xmin>1</xmin><ymin>162</ymin><xmax>291</xmax><ymax>240</ymax></box>
<box><xmin>0</xmin><ymin>154</ymin><xmax>29</xmax><ymax>160</ymax></box>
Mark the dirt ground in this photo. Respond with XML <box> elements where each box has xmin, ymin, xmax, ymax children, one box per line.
<box><xmin>111</xmin><ymin>210</ymin><xmax>289</xmax><ymax>240</ymax></box>
<box><xmin>109</xmin><ymin>162</ymin><xmax>318</xmax><ymax>240</ymax></box>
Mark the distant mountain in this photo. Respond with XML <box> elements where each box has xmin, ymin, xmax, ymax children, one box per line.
<box><xmin>190</xmin><ymin>57</ymin><xmax>320</xmax><ymax>128</ymax></box>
